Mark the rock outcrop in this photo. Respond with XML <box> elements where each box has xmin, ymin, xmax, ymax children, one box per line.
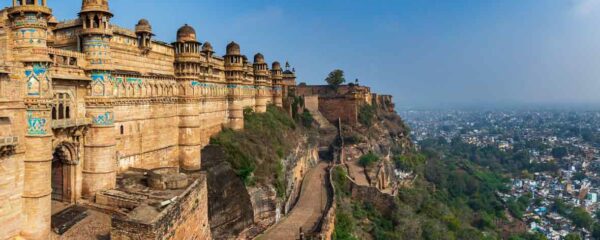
<box><xmin>201</xmin><ymin>145</ymin><xmax>255</xmax><ymax>239</ymax></box>
<box><xmin>202</xmin><ymin>137</ymin><xmax>319</xmax><ymax>239</ymax></box>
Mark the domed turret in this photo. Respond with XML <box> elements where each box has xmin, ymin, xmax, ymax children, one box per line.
<box><xmin>135</xmin><ymin>19</ymin><xmax>153</xmax><ymax>50</ymax></box>
<box><xmin>202</xmin><ymin>41</ymin><xmax>214</xmax><ymax>53</ymax></box>
<box><xmin>253</xmin><ymin>53</ymin><xmax>270</xmax><ymax>81</ymax></box>
<box><xmin>79</xmin><ymin>0</ymin><xmax>114</xmax><ymax>72</ymax></box>
<box><xmin>254</xmin><ymin>53</ymin><xmax>265</xmax><ymax>63</ymax></box>
<box><xmin>48</xmin><ymin>16</ymin><xmax>59</xmax><ymax>26</ymax></box>
<box><xmin>135</xmin><ymin>19</ymin><xmax>152</xmax><ymax>34</ymax></box>
<box><xmin>226</xmin><ymin>41</ymin><xmax>241</xmax><ymax>55</ymax></box>
<box><xmin>177</xmin><ymin>24</ymin><xmax>197</xmax><ymax>42</ymax></box>
<box><xmin>80</xmin><ymin>0</ymin><xmax>112</xmax><ymax>17</ymax></box>
<box><xmin>272</xmin><ymin>61</ymin><xmax>282</xmax><ymax>70</ymax></box>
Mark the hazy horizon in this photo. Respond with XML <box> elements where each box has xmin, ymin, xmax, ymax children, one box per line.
<box><xmin>6</xmin><ymin>0</ymin><xmax>600</xmax><ymax>108</ymax></box>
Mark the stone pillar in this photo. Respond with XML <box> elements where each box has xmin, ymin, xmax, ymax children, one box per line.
<box><xmin>7</xmin><ymin>3</ymin><xmax>54</xmax><ymax>237</ymax></box>
<box><xmin>178</xmin><ymin>102</ymin><xmax>201</xmax><ymax>170</ymax></box>
<box><xmin>82</xmin><ymin>106</ymin><xmax>116</xmax><ymax>197</ymax></box>
<box><xmin>22</xmin><ymin>107</ymin><xmax>53</xmax><ymax>239</ymax></box>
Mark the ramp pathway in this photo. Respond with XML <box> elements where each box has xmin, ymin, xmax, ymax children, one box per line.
<box><xmin>347</xmin><ymin>159</ymin><xmax>370</xmax><ymax>186</ymax></box>
<box><xmin>257</xmin><ymin>162</ymin><xmax>329</xmax><ymax>240</ymax></box>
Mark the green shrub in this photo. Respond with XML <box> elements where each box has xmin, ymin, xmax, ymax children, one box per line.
<box><xmin>358</xmin><ymin>104</ymin><xmax>377</xmax><ymax>126</ymax></box>
<box><xmin>359</xmin><ymin>151</ymin><xmax>379</xmax><ymax>167</ymax></box>
<box><xmin>333</xmin><ymin>211</ymin><xmax>358</xmax><ymax>240</ymax></box>
<box><xmin>300</xmin><ymin>110</ymin><xmax>314</xmax><ymax>128</ymax></box>
<box><xmin>210</xmin><ymin>105</ymin><xmax>298</xmax><ymax>198</ymax></box>
<box><xmin>333</xmin><ymin>166</ymin><xmax>350</xmax><ymax>197</ymax></box>
<box><xmin>394</xmin><ymin>153</ymin><xmax>426</xmax><ymax>171</ymax></box>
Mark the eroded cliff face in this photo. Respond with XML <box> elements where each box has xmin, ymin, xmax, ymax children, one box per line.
<box><xmin>202</xmin><ymin>137</ymin><xmax>319</xmax><ymax>239</ymax></box>
<box><xmin>343</xmin><ymin>107</ymin><xmax>413</xmax><ymax>190</ymax></box>
<box><xmin>201</xmin><ymin>145</ymin><xmax>254</xmax><ymax>239</ymax></box>
<box><xmin>344</xmin><ymin>108</ymin><xmax>412</xmax><ymax>157</ymax></box>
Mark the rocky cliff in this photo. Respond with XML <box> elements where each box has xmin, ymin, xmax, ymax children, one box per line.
<box><xmin>342</xmin><ymin>105</ymin><xmax>413</xmax><ymax>191</ymax></box>
<box><xmin>201</xmin><ymin>106</ymin><xmax>320</xmax><ymax>239</ymax></box>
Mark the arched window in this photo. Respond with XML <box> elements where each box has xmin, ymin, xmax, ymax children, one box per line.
<box><xmin>93</xmin><ymin>15</ymin><xmax>100</xmax><ymax>28</ymax></box>
<box><xmin>52</xmin><ymin>106</ymin><xmax>57</xmax><ymax>120</ymax></box>
<box><xmin>58</xmin><ymin>103</ymin><xmax>64</xmax><ymax>119</ymax></box>
<box><xmin>53</xmin><ymin>93</ymin><xmax>72</xmax><ymax>120</ymax></box>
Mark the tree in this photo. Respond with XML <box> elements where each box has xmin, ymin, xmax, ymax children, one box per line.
<box><xmin>564</xmin><ymin>233</ymin><xmax>581</xmax><ymax>240</ymax></box>
<box><xmin>325</xmin><ymin>69</ymin><xmax>346</xmax><ymax>88</ymax></box>
<box><xmin>358</xmin><ymin>104</ymin><xmax>376</xmax><ymax>126</ymax></box>
<box><xmin>592</xmin><ymin>222</ymin><xmax>600</xmax><ymax>240</ymax></box>
<box><xmin>570</xmin><ymin>207</ymin><xmax>593</xmax><ymax>230</ymax></box>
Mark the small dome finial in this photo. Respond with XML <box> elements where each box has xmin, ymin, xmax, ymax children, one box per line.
<box><xmin>226</xmin><ymin>41</ymin><xmax>241</xmax><ymax>55</ymax></box>
<box><xmin>254</xmin><ymin>53</ymin><xmax>265</xmax><ymax>63</ymax></box>
<box><xmin>177</xmin><ymin>24</ymin><xmax>197</xmax><ymax>42</ymax></box>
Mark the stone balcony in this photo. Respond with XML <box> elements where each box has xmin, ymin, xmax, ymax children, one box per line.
<box><xmin>51</xmin><ymin>118</ymin><xmax>92</xmax><ymax>129</ymax></box>
<box><xmin>0</xmin><ymin>136</ymin><xmax>18</xmax><ymax>147</ymax></box>
<box><xmin>0</xmin><ymin>136</ymin><xmax>18</xmax><ymax>157</ymax></box>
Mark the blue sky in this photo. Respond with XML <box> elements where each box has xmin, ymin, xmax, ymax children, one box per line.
<box><xmin>4</xmin><ymin>0</ymin><xmax>600</xmax><ymax>108</ymax></box>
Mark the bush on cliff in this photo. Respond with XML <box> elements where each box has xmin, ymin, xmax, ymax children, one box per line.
<box><xmin>210</xmin><ymin>105</ymin><xmax>299</xmax><ymax>198</ymax></box>
<box><xmin>358</xmin><ymin>151</ymin><xmax>379</xmax><ymax>167</ymax></box>
<box><xmin>358</xmin><ymin>104</ymin><xmax>377</xmax><ymax>126</ymax></box>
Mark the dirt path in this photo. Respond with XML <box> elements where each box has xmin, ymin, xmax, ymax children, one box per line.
<box><xmin>257</xmin><ymin>162</ymin><xmax>329</xmax><ymax>240</ymax></box>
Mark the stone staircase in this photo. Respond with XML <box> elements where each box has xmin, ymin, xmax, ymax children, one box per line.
<box><xmin>310</xmin><ymin>109</ymin><xmax>337</xmax><ymax>156</ymax></box>
<box><xmin>309</xmin><ymin>109</ymin><xmax>335</xmax><ymax>131</ymax></box>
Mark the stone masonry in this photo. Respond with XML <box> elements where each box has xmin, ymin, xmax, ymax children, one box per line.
<box><xmin>0</xmin><ymin>0</ymin><xmax>297</xmax><ymax>239</ymax></box>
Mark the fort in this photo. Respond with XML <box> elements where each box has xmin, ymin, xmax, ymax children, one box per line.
<box><xmin>0</xmin><ymin>1</ymin><xmax>395</xmax><ymax>239</ymax></box>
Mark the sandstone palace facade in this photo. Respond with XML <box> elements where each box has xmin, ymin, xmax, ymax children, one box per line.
<box><xmin>0</xmin><ymin>0</ymin><xmax>297</xmax><ymax>239</ymax></box>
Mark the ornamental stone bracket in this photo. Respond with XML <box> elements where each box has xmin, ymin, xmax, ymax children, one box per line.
<box><xmin>51</xmin><ymin>118</ymin><xmax>91</xmax><ymax>137</ymax></box>
<box><xmin>0</xmin><ymin>136</ymin><xmax>18</xmax><ymax>157</ymax></box>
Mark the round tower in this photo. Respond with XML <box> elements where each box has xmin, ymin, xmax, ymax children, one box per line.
<box><xmin>8</xmin><ymin>0</ymin><xmax>52</xmax><ymax>63</ymax></box>
<box><xmin>7</xmin><ymin>1</ymin><xmax>54</xmax><ymax>238</ymax></box>
<box><xmin>174</xmin><ymin>24</ymin><xmax>202</xmax><ymax>81</ymax></box>
<box><xmin>271</xmin><ymin>61</ymin><xmax>283</xmax><ymax>107</ymax></box>
<box><xmin>201</xmin><ymin>41</ymin><xmax>215</xmax><ymax>80</ymax></box>
<box><xmin>253</xmin><ymin>53</ymin><xmax>270</xmax><ymax>112</ymax></box>
<box><xmin>78</xmin><ymin>0</ymin><xmax>117</xmax><ymax>198</ymax></box>
<box><xmin>135</xmin><ymin>19</ymin><xmax>153</xmax><ymax>51</ymax></box>
<box><xmin>225</xmin><ymin>42</ymin><xmax>245</xmax><ymax>129</ymax></box>
<box><xmin>79</xmin><ymin>0</ymin><xmax>114</xmax><ymax>95</ymax></box>
<box><xmin>173</xmin><ymin>24</ymin><xmax>203</xmax><ymax>170</ymax></box>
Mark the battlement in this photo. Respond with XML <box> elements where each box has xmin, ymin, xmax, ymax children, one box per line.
<box><xmin>296</xmin><ymin>84</ymin><xmax>393</xmax><ymax>125</ymax></box>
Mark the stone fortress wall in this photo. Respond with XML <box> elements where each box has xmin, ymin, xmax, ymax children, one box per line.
<box><xmin>0</xmin><ymin>0</ymin><xmax>297</xmax><ymax>239</ymax></box>
<box><xmin>296</xmin><ymin>84</ymin><xmax>394</xmax><ymax>126</ymax></box>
